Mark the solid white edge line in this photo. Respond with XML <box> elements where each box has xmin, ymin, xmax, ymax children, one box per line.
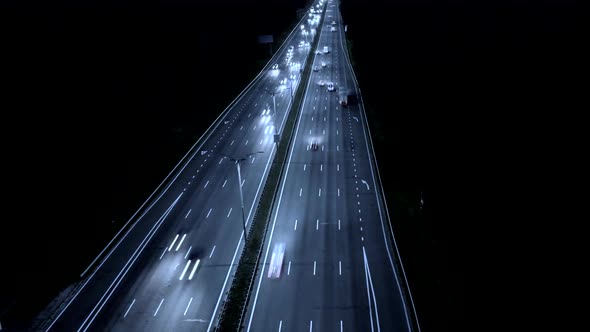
<box><xmin>246</xmin><ymin>23</ymin><xmax>318</xmax><ymax>327</ymax></box>
<box><xmin>79</xmin><ymin>195</ymin><xmax>182</xmax><ymax>331</ymax></box>
<box><xmin>338</xmin><ymin>7</ymin><xmax>418</xmax><ymax>330</ymax></box>
<box><xmin>206</xmin><ymin>140</ymin><xmax>276</xmax><ymax>332</ymax></box>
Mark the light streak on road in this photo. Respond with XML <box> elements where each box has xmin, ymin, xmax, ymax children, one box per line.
<box><xmin>154</xmin><ymin>299</ymin><xmax>164</xmax><ymax>317</ymax></box>
<box><xmin>123</xmin><ymin>299</ymin><xmax>135</xmax><ymax>318</ymax></box>
<box><xmin>179</xmin><ymin>260</ymin><xmax>191</xmax><ymax>280</ymax></box>
<box><xmin>188</xmin><ymin>259</ymin><xmax>200</xmax><ymax>280</ymax></box>
<box><xmin>175</xmin><ymin>234</ymin><xmax>187</xmax><ymax>251</ymax></box>
<box><xmin>185</xmin><ymin>246</ymin><xmax>192</xmax><ymax>259</ymax></box>
<box><xmin>168</xmin><ymin>234</ymin><xmax>179</xmax><ymax>252</ymax></box>
<box><xmin>184</xmin><ymin>297</ymin><xmax>193</xmax><ymax>316</ymax></box>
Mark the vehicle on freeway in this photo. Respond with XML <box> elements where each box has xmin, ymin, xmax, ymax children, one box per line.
<box><xmin>318</xmin><ymin>80</ymin><xmax>325</xmax><ymax>86</ymax></box>
<box><xmin>321</xmin><ymin>61</ymin><xmax>326</xmax><ymax>67</ymax></box>
<box><xmin>311</xmin><ymin>142</ymin><xmax>319</xmax><ymax>150</ymax></box>
<box><xmin>327</xmin><ymin>82</ymin><xmax>335</xmax><ymax>91</ymax></box>
<box><xmin>339</xmin><ymin>90</ymin><xmax>348</xmax><ymax>106</ymax></box>
<box><xmin>323</xmin><ymin>46</ymin><xmax>329</xmax><ymax>53</ymax></box>
<box><xmin>331</xmin><ymin>26</ymin><xmax>336</xmax><ymax>32</ymax></box>
<box><xmin>315</xmin><ymin>50</ymin><xmax>323</xmax><ymax>55</ymax></box>
<box><xmin>313</xmin><ymin>66</ymin><xmax>319</xmax><ymax>72</ymax></box>
<box><xmin>268</xmin><ymin>243</ymin><xmax>285</xmax><ymax>278</ymax></box>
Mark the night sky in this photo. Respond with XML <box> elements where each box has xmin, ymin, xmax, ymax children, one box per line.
<box><xmin>1</xmin><ymin>0</ymin><xmax>581</xmax><ymax>330</ymax></box>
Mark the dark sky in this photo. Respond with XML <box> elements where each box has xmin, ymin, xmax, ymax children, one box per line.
<box><xmin>1</xmin><ymin>0</ymin><xmax>582</xmax><ymax>330</ymax></box>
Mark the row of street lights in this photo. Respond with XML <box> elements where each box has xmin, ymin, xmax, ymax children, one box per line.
<box><xmin>224</xmin><ymin>14</ymin><xmax>318</xmax><ymax>241</ymax></box>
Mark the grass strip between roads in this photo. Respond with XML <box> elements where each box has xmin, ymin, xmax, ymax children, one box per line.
<box><xmin>214</xmin><ymin>4</ymin><xmax>327</xmax><ymax>331</ymax></box>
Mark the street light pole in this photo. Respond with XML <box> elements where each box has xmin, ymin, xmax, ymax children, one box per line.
<box><xmin>235</xmin><ymin>160</ymin><xmax>247</xmax><ymax>240</ymax></box>
<box><xmin>271</xmin><ymin>92</ymin><xmax>278</xmax><ymax>136</ymax></box>
<box><xmin>220</xmin><ymin>151</ymin><xmax>264</xmax><ymax>242</ymax></box>
<box><xmin>265</xmin><ymin>89</ymin><xmax>280</xmax><ymax>145</ymax></box>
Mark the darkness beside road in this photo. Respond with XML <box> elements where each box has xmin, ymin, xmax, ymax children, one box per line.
<box><xmin>1</xmin><ymin>0</ymin><xmax>581</xmax><ymax>331</ymax></box>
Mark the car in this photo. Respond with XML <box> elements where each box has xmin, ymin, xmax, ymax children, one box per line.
<box><xmin>272</xmin><ymin>63</ymin><xmax>279</xmax><ymax>70</ymax></box>
<box><xmin>327</xmin><ymin>82</ymin><xmax>335</xmax><ymax>91</ymax></box>
<box><xmin>321</xmin><ymin>61</ymin><xmax>326</xmax><ymax>67</ymax></box>
<box><xmin>315</xmin><ymin>50</ymin><xmax>323</xmax><ymax>55</ymax></box>
<box><xmin>313</xmin><ymin>66</ymin><xmax>319</xmax><ymax>72</ymax></box>
<box><xmin>318</xmin><ymin>80</ymin><xmax>325</xmax><ymax>86</ymax></box>
<box><xmin>268</xmin><ymin>243</ymin><xmax>285</xmax><ymax>278</ymax></box>
<box><xmin>311</xmin><ymin>142</ymin><xmax>319</xmax><ymax>151</ymax></box>
<box><xmin>331</xmin><ymin>26</ymin><xmax>336</xmax><ymax>32</ymax></box>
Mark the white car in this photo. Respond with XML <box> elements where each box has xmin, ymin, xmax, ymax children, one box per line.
<box><xmin>318</xmin><ymin>80</ymin><xmax>325</xmax><ymax>86</ymax></box>
<box><xmin>321</xmin><ymin>61</ymin><xmax>326</xmax><ymax>67</ymax></box>
<box><xmin>313</xmin><ymin>66</ymin><xmax>319</xmax><ymax>72</ymax></box>
<box><xmin>327</xmin><ymin>82</ymin><xmax>335</xmax><ymax>91</ymax></box>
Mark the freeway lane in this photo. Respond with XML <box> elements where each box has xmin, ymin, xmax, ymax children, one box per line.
<box><xmin>42</xmin><ymin>3</ymin><xmax>324</xmax><ymax>331</ymax></box>
<box><xmin>245</xmin><ymin>0</ymin><xmax>417</xmax><ymax>331</ymax></box>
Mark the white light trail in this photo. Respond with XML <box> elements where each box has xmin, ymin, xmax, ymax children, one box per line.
<box><xmin>168</xmin><ymin>234</ymin><xmax>179</xmax><ymax>252</ymax></box>
<box><xmin>179</xmin><ymin>260</ymin><xmax>191</xmax><ymax>280</ymax></box>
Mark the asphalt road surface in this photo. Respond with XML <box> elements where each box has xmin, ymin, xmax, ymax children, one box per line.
<box><xmin>41</xmin><ymin>5</ymin><xmax>322</xmax><ymax>331</ymax></box>
<box><xmin>244</xmin><ymin>1</ymin><xmax>418</xmax><ymax>331</ymax></box>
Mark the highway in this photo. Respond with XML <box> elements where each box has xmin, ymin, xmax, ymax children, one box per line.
<box><xmin>244</xmin><ymin>0</ymin><xmax>418</xmax><ymax>331</ymax></box>
<box><xmin>41</xmin><ymin>2</ymin><xmax>325</xmax><ymax>331</ymax></box>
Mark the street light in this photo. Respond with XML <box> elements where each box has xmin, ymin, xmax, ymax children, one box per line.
<box><xmin>286</xmin><ymin>74</ymin><xmax>296</xmax><ymax>99</ymax></box>
<box><xmin>264</xmin><ymin>88</ymin><xmax>280</xmax><ymax>145</ymax></box>
<box><xmin>220</xmin><ymin>151</ymin><xmax>264</xmax><ymax>242</ymax></box>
